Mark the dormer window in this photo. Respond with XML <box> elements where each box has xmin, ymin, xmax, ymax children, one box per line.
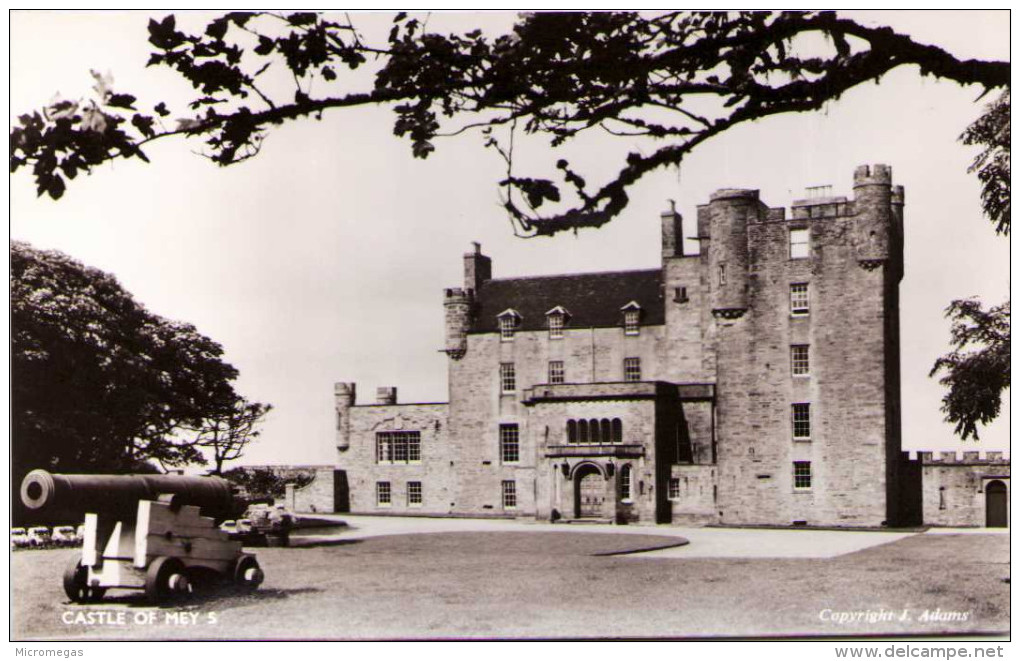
<box><xmin>496</xmin><ymin>309</ymin><xmax>521</xmax><ymax>341</ymax></box>
<box><xmin>620</xmin><ymin>301</ymin><xmax>642</xmax><ymax>336</ymax></box>
<box><xmin>545</xmin><ymin>306</ymin><xmax>570</xmax><ymax>340</ymax></box>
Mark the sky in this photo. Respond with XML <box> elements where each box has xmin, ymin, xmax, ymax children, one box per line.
<box><xmin>9</xmin><ymin>10</ymin><xmax>1011</xmax><ymax>469</ymax></box>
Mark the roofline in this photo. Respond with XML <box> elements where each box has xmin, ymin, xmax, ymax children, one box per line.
<box><xmin>481</xmin><ymin>267</ymin><xmax>662</xmax><ymax>284</ymax></box>
<box><xmin>466</xmin><ymin>323</ymin><xmax>665</xmax><ymax>335</ymax></box>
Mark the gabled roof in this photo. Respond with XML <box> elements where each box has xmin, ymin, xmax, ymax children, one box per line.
<box><xmin>473</xmin><ymin>269</ymin><xmax>664</xmax><ymax>333</ymax></box>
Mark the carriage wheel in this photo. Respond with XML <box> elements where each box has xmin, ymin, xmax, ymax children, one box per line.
<box><xmin>232</xmin><ymin>555</ymin><xmax>264</xmax><ymax>591</ymax></box>
<box><xmin>145</xmin><ymin>556</ymin><xmax>191</xmax><ymax>603</ymax></box>
<box><xmin>63</xmin><ymin>558</ymin><xmax>105</xmax><ymax>603</ymax></box>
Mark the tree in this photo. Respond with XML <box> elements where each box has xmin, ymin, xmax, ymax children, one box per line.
<box><xmin>928</xmin><ymin>89</ymin><xmax>1010</xmax><ymax>441</ymax></box>
<box><xmin>930</xmin><ymin>299</ymin><xmax>1010</xmax><ymax>441</ymax></box>
<box><xmin>183</xmin><ymin>398</ymin><xmax>273</xmax><ymax>474</ymax></box>
<box><xmin>9</xmin><ymin>11</ymin><xmax>1008</xmax><ymax>236</ymax></box>
<box><xmin>221</xmin><ymin>467</ymin><xmax>313</xmax><ymax>500</ymax></box>
<box><xmin>10</xmin><ymin>241</ymin><xmax>263</xmax><ymax>479</ymax></box>
<box><xmin>10</xmin><ymin>11</ymin><xmax>1009</xmax><ymax>438</ymax></box>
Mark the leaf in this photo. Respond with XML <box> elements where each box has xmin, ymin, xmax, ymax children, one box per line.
<box><xmin>226</xmin><ymin>12</ymin><xmax>254</xmax><ymax>27</ymax></box>
<box><xmin>206</xmin><ymin>17</ymin><xmax>229</xmax><ymax>41</ymax></box>
<box><xmin>154</xmin><ymin>102</ymin><xmax>170</xmax><ymax>117</ymax></box>
<box><xmin>321</xmin><ymin>66</ymin><xmax>336</xmax><ymax>81</ymax></box>
<box><xmin>131</xmin><ymin>113</ymin><xmax>156</xmax><ymax>138</ymax></box>
<box><xmin>107</xmin><ymin>93</ymin><xmax>137</xmax><ymax>110</ymax></box>
<box><xmin>254</xmin><ymin>35</ymin><xmax>275</xmax><ymax>56</ymax></box>
<box><xmin>287</xmin><ymin>12</ymin><xmax>317</xmax><ymax>26</ymax></box>
<box><xmin>47</xmin><ymin>174</ymin><xmax>66</xmax><ymax>200</ymax></box>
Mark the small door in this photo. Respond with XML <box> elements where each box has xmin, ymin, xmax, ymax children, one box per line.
<box><xmin>577</xmin><ymin>470</ymin><xmax>604</xmax><ymax>518</ymax></box>
<box><xmin>986</xmin><ymin>480</ymin><xmax>1008</xmax><ymax>527</ymax></box>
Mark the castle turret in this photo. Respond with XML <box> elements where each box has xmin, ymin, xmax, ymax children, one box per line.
<box><xmin>444</xmin><ymin>287</ymin><xmax>473</xmax><ymax>360</ymax></box>
<box><xmin>334</xmin><ymin>382</ymin><xmax>356</xmax><ymax>451</ymax></box>
<box><xmin>706</xmin><ymin>188</ymin><xmax>758</xmax><ymax>318</ymax></box>
<box><xmin>853</xmin><ymin>164</ymin><xmax>894</xmax><ymax>268</ymax></box>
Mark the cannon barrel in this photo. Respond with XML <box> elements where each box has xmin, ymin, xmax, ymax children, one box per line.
<box><xmin>20</xmin><ymin>469</ymin><xmax>239</xmax><ymax>523</ymax></box>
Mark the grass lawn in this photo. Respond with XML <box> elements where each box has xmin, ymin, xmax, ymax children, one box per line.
<box><xmin>12</xmin><ymin>530</ymin><xmax>1009</xmax><ymax>640</ymax></box>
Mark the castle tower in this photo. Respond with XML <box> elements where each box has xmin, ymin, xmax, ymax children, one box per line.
<box><xmin>334</xmin><ymin>382</ymin><xmax>356</xmax><ymax>451</ymax></box>
<box><xmin>852</xmin><ymin>164</ymin><xmax>894</xmax><ymax>268</ymax></box>
<box><xmin>705</xmin><ymin>189</ymin><xmax>758</xmax><ymax>319</ymax></box>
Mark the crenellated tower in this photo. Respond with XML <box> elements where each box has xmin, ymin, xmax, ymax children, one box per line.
<box><xmin>334</xmin><ymin>382</ymin><xmax>356</xmax><ymax>452</ymax></box>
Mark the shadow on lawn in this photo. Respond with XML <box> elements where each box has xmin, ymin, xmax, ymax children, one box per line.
<box><xmin>286</xmin><ymin>538</ymin><xmax>363</xmax><ymax>549</ymax></box>
<box><xmin>67</xmin><ymin>586</ymin><xmax>324</xmax><ymax>610</ymax></box>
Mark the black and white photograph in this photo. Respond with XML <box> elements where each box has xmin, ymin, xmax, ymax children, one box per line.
<box><xmin>8</xmin><ymin>9</ymin><xmax>1010</xmax><ymax>652</ymax></box>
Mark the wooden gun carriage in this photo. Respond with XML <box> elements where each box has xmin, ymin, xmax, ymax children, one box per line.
<box><xmin>20</xmin><ymin>469</ymin><xmax>264</xmax><ymax>603</ymax></box>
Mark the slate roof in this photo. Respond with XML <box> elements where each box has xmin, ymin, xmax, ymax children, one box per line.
<box><xmin>471</xmin><ymin>269</ymin><xmax>665</xmax><ymax>333</ymax></box>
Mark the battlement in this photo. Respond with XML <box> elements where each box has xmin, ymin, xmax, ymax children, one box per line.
<box><xmin>854</xmin><ymin>163</ymin><xmax>893</xmax><ymax>186</ymax></box>
<box><xmin>444</xmin><ymin>287</ymin><xmax>475</xmax><ymax>301</ymax></box>
<box><xmin>709</xmin><ymin>188</ymin><xmax>759</xmax><ymax>202</ymax></box>
<box><xmin>908</xmin><ymin>450</ymin><xmax>1010</xmax><ymax>465</ymax></box>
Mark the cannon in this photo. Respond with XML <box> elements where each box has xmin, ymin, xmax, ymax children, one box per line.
<box><xmin>20</xmin><ymin>469</ymin><xmax>264</xmax><ymax>603</ymax></box>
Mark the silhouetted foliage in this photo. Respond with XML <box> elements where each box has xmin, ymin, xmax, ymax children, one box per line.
<box><xmin>9</xmin><ymin>11</ymin><xmax>1008</xmax><ymax>237</ymax></box>
<box><xmin>222</xmin><ymin>466</ymin><xmax>313</xmax><ymax>499</ymax></box>
<box><xmin>10</xmin><ymin>241</ymin><xmax>261</xmax><ymax>479</ymax></box>
<box><xmin>930</xmin><ymin>299</ymin><xmax>1010</xmax><ymax>440</ymax></box>
<box><xmin>183</xmin><ymin>399</ymin><xmax>274</xmax><ymax>474</ymax></box>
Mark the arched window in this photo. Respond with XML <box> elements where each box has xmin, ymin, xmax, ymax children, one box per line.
<box><xmin>589</xmin><ymin>419</ymin><xmax>600</xmax><ymax>443</ymax></box>
<box><xmin>567</xmin><ymin>419</ymin><xmax>577</xmax><ymax>443</ymax></box>
<box><xmin>612</xmin><ymin>418</ymin><xmax>623</xmax><ymax>444</ymax></box>
<box><xmin>600</xmin><ymin>419</ymin><xmax>612</xmax><ymax>445</ymax></box>
<box><xmin>578</xmin><ymin>419</ymin><xmax>589</xmax><ymax>443</ymax></box>
<box><xmin>619</xmin><ymin>465</ymin><xmax>633</xmax><ymax>501</ymax></box>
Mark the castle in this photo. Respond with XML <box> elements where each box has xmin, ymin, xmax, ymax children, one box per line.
<box><xmin>298</xmin><ymin>164</ymin><xmax>1008</xmax><ymax>528</ymax></box>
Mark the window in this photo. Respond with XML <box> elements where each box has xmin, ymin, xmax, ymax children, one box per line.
<box><xmin>376</xmin><ymin>481</ymin><xmax>391</xmax><ymax>506</ymax></box>
<box><xmin>623</xmin><ymin>357</ymin><xmax>641</xmax><ymax>382</ymax></box>
<box><xmin>500</xmin><ymin>363</ymin><xmax>516</xmax><ymax>393</ymax></box>
<box><xmin>499</xmin><ymin>315</ymin><xmax>516</xmax><ymax>341</ymax></box>
<box><xmin>790</xmin><ymin>228</ymin><xmax>810</xmax><ymax>259</ymax></box>
<box><xmin>376</xmin><ymin>431</ymin><xmax>422</xmax><ymax>464</ymax></box>
<box><xmin>502</xmin><ymin>480</ymin><xmax>517</xmax><ymax>510</ymax></box>
<box><xmin>793</xmin><ymin>462</ymin><xmax>812</xmax><ymax>490</ymax></box>
<box><xmin>791</xmin><ymin>345</ymin><xmax>810</xmax><ymax>376</ymax></box>
<box><xmin>548</xmin><ymin>360</ymin><xmax>565</xmax><ymax>384</ymax></box>
<box><xmin>792</xmin><ymin>403</ymin><xmax>811</xmax><ymax>439</ymax></box>
<box><xmin>407</xmin><ymin>481</ymin><xmax>422</xmax><ymax>507</ymax></box>
<box><xmin>546</xmin><ymin>306</ymin><xmax>570</xmax><ymax>339</ymax></box>
<box><xmin>500</xmin><ymin>424</ymin><xmax>520</xmax><ymax>463</ymax></box>
<box><xmin>668</xmin><ymin>477</ymin><xmax>681</xmax><ymax>500</ymax></box>
<box><xmin>566</xmin><ymin>418</ymin><xmax>622</xmax><ymax>444</ymax></box>
<box><xmin>548</xmin><ymin>314</ymin><xmax>564</xmax><ymax>339</ymax></box>
<box><xmin>674</xmin><ymin>286</ymin><xmax>688</xmax><ymax>303</ymax></box>
<box><xmin>624</xmin><ymin>309</ymin><xmax>640</xmax><ymax>335</ymax></box>
<box><xmin>619</xmin><ymin>465</ymin><xmax>633</xmax><ymax>501</ymax></box>
<box><xmin>718</xmin><ymin>263</ymin><xmax>727</xmax><ymax>285</ymax></box>
<box><xmin>790</xmin><ymin>283</ymin><xmax>809</xmax><ymax>316</ymax></box>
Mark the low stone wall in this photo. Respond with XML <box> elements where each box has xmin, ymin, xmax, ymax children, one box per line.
<box><xmin>287</xmin><ymin>468</ymin><xmax>345</xmax><ymax>514</ymax></box>
<box><xmin>912</xmin><ymin>452</ymin><xmax>1010</xmax><ymax>527</ymax></box>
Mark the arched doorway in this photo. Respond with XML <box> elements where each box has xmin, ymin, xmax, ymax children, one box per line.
<box><xmin>574</xmin><ymin>464</ymin><xmax>605</xmax><ymax>519</ymax></box>
<box><xmin>985</xmin><ymin>480</ymin><xmax>1008</xmax><ymax>528</ymax></box>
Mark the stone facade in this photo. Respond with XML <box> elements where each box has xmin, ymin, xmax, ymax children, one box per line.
<box><xmin>326</xmin><ymin>164</ymin><xmax>1007</xmax><ymax>528</ymax></box>
<box><xmin>913</xmin><ymin>451</ymin><xmax>1010</xmax><ymax>527</ymax></box>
